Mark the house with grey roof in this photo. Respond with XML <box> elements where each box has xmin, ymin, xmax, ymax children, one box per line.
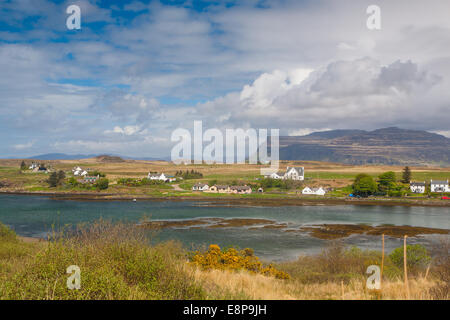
<box><xmin>230</xmin><ymin>185</ymin><xmax>252</xmax><ymax>194</ymax></box>
<box><xmin>430</xmin><ymin>180</ymin><xmax>449</xmax><ymax>192</ymax></box>
<box><xmin>410</xmin><ymin>181</ymin><xmax>426</xmax><ymax>193</ymax></box>
<box><xmin>192</xmin><ymin>183</ymin><xmax>209</xmax><ymax>191</ymax></box>
<box><xmin>263</xmin><ymin>166</ymin><xmax>304</xmax><ymax>181</ymax></box>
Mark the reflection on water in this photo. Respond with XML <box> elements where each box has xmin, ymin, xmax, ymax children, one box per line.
<box><xmin>0</xmin><ymin>194</ymin><xmax>448</xmax><ymax>261</ymax></box>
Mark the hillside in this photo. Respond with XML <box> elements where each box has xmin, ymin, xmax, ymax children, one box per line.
<box><xmin>279</xmin><ymin>127</ymin><xmax>450</xmax><ymax>165</ymax></box>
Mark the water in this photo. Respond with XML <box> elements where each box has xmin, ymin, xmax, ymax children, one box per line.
<box><xmin>0</xmin><ymin>194</ymin><xmax>448</xmax><ymax>261</ymax></box>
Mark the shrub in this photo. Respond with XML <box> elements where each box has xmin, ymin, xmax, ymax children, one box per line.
<box><xmin>47</xmin><ymin>170</ymin><xmax>66</xmax><ymax>188</ymax></box>
<box><xmin>389</xmin><ymin>244</ymin><xmax>431</xmax><ymax>272</ymax></box>
<box><xmin>96</xmin><ymin>178</ymin><xmax>109</xmax><ymax>190</ymax></box>
<box><xmin>0</xmin><ymin>222</ymin><xmax>17</xmax><ymax>242</ymax></box>
<box><xmin>190</xmin><ymin>244</ymin><xmax>290</xmax><ymax>280</ymax></box>
<box><xmin>0</xmin><ymin>220</ymin><xmax>206</xmax><ymax>300</ymax></box>
<box><xmin>175</xmin><ymin>170</ymin><xmax>203</xmax><ymax>179</ymax></box>
<box><xmin>90</xmin><ymin>171</ymin><xmax>106</xmax><ymax>178</ymax></box>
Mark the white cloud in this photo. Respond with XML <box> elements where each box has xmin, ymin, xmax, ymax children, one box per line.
<box><xmin>1</xmin><ymin>0</ymin><xmax>450</xmax><ymax>158</ymax></box>
<box><xmin>13</xmin><ymin>142</ymin><xmax>34</xmax><ymax>150</ymax></box>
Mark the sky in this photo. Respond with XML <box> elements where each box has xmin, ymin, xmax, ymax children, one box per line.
<box><xmin>1</xmin><ymin>0</ymin><xmax>450</xmax><ymax>158</ymax></box>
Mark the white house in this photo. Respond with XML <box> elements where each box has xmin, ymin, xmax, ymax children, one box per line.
<box><xmin>302</xmin><ymin>186</ymin><xmax>326</xmax><ymax>196</ymax></box>
<box><xmin>266</xmin><ymin>172</ymin><xmax>285</xmax><ymax>179</ymax></box>
<box><xmin>148</xmin><ymin>172</ymin><xmax>169</xmax><ymax>182</ymax></box>
<box><xmin>29</xmin><ymin>163</ymin><xmax>39</xmax><ymax>170</ymax></box>
<box><xmin>285</xmin><ymin>167</ymin><xmax>305</xmax><ymax>181</ymax></box>
<box><xmin>73</xmin><ymin>169</ymin><xmax>88</xmax><ymax>177</ymax></box>
<box><xmin>430</xmin><ymin>180</ymin><xmax>449</xmax><ymax>193</ymax></box>
<box><xmin>264</xmin><ymin>166</ymin><xmax>305</xmax><ymax>181</ymax></box>
<box><xmin>410</xmin><ymin>181</ymin><xmax>426</xmax><ymax>193</ymax></box>
<box><xmin>192</xmin><ymin>183</ymin><xmax>209</xmax><ymax>191</ymax></box>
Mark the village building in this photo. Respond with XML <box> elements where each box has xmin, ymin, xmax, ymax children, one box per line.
<box><xmin>264</xmin><ymin>166</ymin><xmax>304</xmax><ymax>181</ymax></box>
<box><xmin>147</xmin><ymin>172</ymin><xmax>177</xmax><ymax>182</ymax></box>
<box><xmin>230</xmin><ymin>186</ymin><xmax>252</xmax><ymax>194</ymax></box>
<box><xmin>216</xmin><ymin>185</ymin><xmax>230</xmax><ymax>193</ymax></box>
<box><xmin>284</xmin><ymin>167</ymin><xmax>305</xmax><ymax>181</ymax></box>
<box><xmin>82</xmin><ymin>175</ymin><xmax>100</xmax><ymax>184</ymax></box>
<box><xmin>192</xmin><ymin>183</ymin><xmax>209</xmax><ymax>191</ymax></box>
<box><xmin>148</xmin><ymin>172</ymin><xmax>168</xmax><ymax>181</ymax></box>
<box><xmin>33</xmin><ymin>166</ymin><xmax>48</xmax><ymax>173</ymax></box>
<box><xmin>208</xmin><ymin>185</ymin><xmax>218</xmax><ymax>192</ymax></box>
<box><xmin>430</xmin><ymin>180</ymin><xmax>449</xmax><ymax>193</ymax></box>
<box><xmin>29</xmin><ymin>163</ymin><xmax>39</xmax><ymax>170</ymax></box>
<box><xmin>72</xmin><ymin>166</ymin><xmax>88</xmax><ymax>177</ymax></box>
<box><xmin>302</xmin><ymin>186</ymin><xmax>326</xmax><ymax>196</ymax></box>
<box><xmin>410</xmin><ymin>181</ymin><xmax>426</xmax><ymax>193</ymax></box>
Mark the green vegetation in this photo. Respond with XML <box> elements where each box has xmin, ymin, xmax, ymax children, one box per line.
<box><xmin>259</xmin><ymin>178</ymin><xmax>302</xmax><ymax>190</ymax></box>
<box><xmin>96</xmin><ymin>178</ymin><xmax>109</xmax><ymax>190</ymax></box>
<box><xmin>377</xmin><ymin>171</ymin><xmax>396</xmax><ymax>195</ymax></box>
<box><xmin>47</xmin><ymin>170</ymin><xmax>66</xmax><ymax>188</ymax></box>
<box><xmin>175</xmin><ymin>170</ymin><xmax>203</xmax><ymax>179</ymax></box>
<box><xmin>117</xmin><ymin>178</ymin><xmax>166</xmax><ymax>187</ymax></box>
<box><xmin>352</xmin><ymin>174</ymin><xmax>377</xmax><ymax>197</ymax></box>
<box><xmin>190</xmin><ymin>244</ymin><xmax>290</xmax><ymax>279</ymax></box>
<box><xmin>20</xmin><ymin>161</ymin><xmax>27</xmax><ymax>171</ymax></box>
<box><xmin>389</xmin><ymin>244</ymin><xmax>431</xmax><ymax>271</ymax></box>
<box><xmin>0</xmin><ymin>221</ymin><xmax>206</xmax><ymax>300</ymax></box>
<box><xmin>89</xmin><ymin>170</ymin><xmax>106</xmax><ymax>178</ymax></box>
<box><xmin>0</xmin><ymin>222</ymin><xmax>447</xmax><ymax>300</ymax></box>
<box><xmin>402</xmin><ymin>166</ymin><xmax>412</xmax><ymax>184</ymax></box>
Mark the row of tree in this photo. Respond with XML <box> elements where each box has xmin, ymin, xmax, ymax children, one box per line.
<box><xmin>352</xmin><ymin>166</ymin><xmax>412</xmax><ymax>197</ymax></box>
<box><xmin>175</xmin><ymin>170</ymin><xmax>203</xmax><ymax>179</ymax></box>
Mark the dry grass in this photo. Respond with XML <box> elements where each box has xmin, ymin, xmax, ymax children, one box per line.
<box><xmin>0</xmin><ymin>221</ymin><xmax>447</xmax><ymax>300</ymax></box>
<box><xmin>193</xmin><ymin>267</ymin><xmax>439</xmax><ymax>300</ymax></box>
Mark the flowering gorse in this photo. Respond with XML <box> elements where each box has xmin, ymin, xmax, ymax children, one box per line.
<box><xmin>190</xmin><ymin>244</ymin><xmax>290</xmax><ymax>280</ymax></box>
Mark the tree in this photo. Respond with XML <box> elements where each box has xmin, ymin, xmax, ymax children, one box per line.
<box><xmin>352</xmin><ymin>174</ymin><xmax>377</xmax><ymax>197</ymax></box>
<box><xmin>377</xmin><ymin>171</ymin><xmax>396</xmax><ymax>194</ymax></box>
<box><xmin>401</xmin><ymin>166</ymin><xmax>412</xmax><ymax>184</ymax></box>
<box><xmin>46</xmin><ymin>170</ymin><xmax>66</xmax><ymax>187</ymax></box>
<box><xmin>57</xmin><ymin>170</ymin><xmax>65</xmax><ymax>182</ymax></box>
<box><xmin>96</xmin><ymin>178</ymin><xmax>109</xmax><ymax>190</ymax></box>
<box><xmin>20</xmin><ymin>161</ymin><xmax>27</xmax><ymax>170</ymax></box>
<box><xmin>47</xmin><ymin>172</ymin><xmax>59</xmax><ymax>187</ymax></box>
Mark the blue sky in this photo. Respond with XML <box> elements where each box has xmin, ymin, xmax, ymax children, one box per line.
<box><xmin>1</xmin><ymin>0</ymin><xmax>450</xmax><ymax>158</ymax></box>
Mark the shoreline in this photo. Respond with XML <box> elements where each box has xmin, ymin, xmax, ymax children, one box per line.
<box><xmin>1</xmin><ymin>190</ymin><xmax>449</xmax><ymax>207</ymax></box>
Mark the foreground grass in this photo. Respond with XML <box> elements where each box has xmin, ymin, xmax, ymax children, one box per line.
<box><xmin>0</xmin><ymin>221</ymin><xmax>448</xmax><ymax>300</ymax></box>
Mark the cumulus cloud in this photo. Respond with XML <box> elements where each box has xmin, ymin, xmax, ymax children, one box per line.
<box><xmin>194</xmin><ymin>58</ymin><xmax>447</xmax><ymax>133</ymax></box>
<box><xmin>1</xmin><ymin>0</ymin><xmax>450</xmax><ymax>157</ymax></box>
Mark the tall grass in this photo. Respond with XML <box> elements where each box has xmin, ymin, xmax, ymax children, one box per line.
<box><xmin>0</xmin><ymin>221</ymin><xmax>448</xmax><ymax>300</ymax></box>
<box><xmin>0</xmin><ymin>220</ymin><xmax>205</xmax><ymax>300</ymax></box>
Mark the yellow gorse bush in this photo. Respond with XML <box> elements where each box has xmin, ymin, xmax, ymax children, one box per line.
<box><xmin>190</xmin><ymin>244</ymin><xmax>290</xmax><ymax>280</ymax></box>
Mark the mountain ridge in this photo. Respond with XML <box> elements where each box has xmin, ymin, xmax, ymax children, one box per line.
<box><xmin>279</xmin><ymin>127</ymin><xmax>450</xmax><ymax>165</ymax></box>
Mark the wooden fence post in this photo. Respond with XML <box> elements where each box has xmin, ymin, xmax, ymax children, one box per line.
<box><xmin>381</xmin><ymin>234</ymin><xmax>384</xmax><ymax>287</ymax></box>
<box><xmin>404</xmin><ymin>235</ymin><xmax>410</xmax><ymax>299</ymax></box>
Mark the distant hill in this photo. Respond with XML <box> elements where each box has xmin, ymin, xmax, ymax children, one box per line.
<box><xmin>94</xmin><ymin>155</ymin><xmax>125</xmax><ymax>163</ymax></box>
<box><xmin>27</xmin><ymin>153</ymin><xmax>98</xmax><ymax>160</ymax></box>
<box><xmin>26</xmin><ymin>153</ymin><xmax>169</xmax><ymax>161</ymax></box>
<box><xmin>279</xmin><ymin>127</ymin><xmax>450</xmax><ymax>165</ymax></box>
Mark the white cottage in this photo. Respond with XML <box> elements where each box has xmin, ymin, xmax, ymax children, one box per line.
<box><xmin>430</xmin><ymin>180</ymin><xmax>449</xmax><ymax>193</ymax></box>
<box><xmin>192</xmin><ymin>183</ymin><xmax>209</xmax><ymax>191</ymax></box>
<box><xmin>410</xmin><ymin>181</ymin><xmax>426</xmax><ymax>193</ymax></box>
<box><xmin>264</xmin><ymin>166</ymin><xmax>304</xmax><ymax>181</ymax></box>
<box><xmin>285</xmin><ymin>167</ymin><xmax>305</xmax><ymax>181</ymax></box>
<box><xmin>148</xmin><ymin>172</ymin><xmax>168</xmax><ymax>181</ymax></box>
<box><xmin>302</xmin><ymin>187</ymin><xmax>326</xmax><ymax>196</ymax></box>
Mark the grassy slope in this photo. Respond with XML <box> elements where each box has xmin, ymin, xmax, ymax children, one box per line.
<box><xmin>0</xmin><ymin>221</ymin><xmax>447</xmax><ymax>300</ymax></box>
